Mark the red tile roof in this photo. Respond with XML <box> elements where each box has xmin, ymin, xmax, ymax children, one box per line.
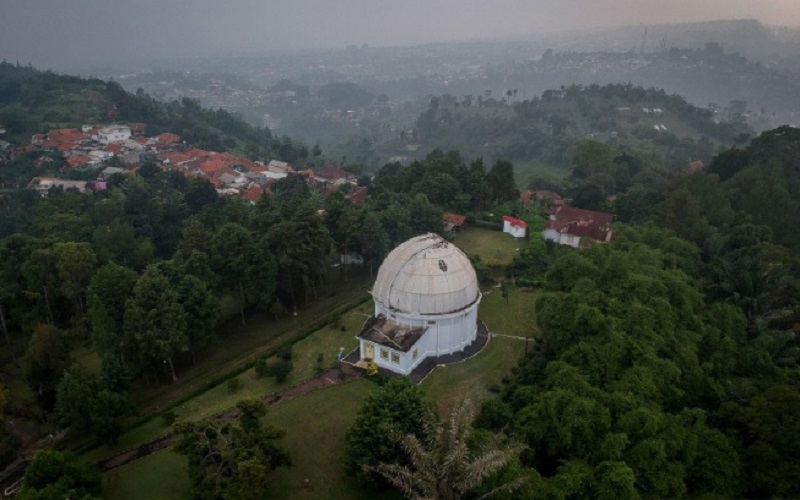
<box><xmin>242</xmin><ymin>185</ymin><xmax>267</xmax><ymax>202</ymax></box>
<box><xmin>547</xmin><ymin>205</ymin><xmax>614</xmax><ymax>243</ymax></box>
<box><xmin>689</xmin><ymin>160</ymin><xmax>704</xmax><ymax>172</ymax></box>
<box><xmin>346</xmin><ymin>186</ymin><xmax>368</xmax><ymax>207</ymax></box>
<box><xmin>66</xmin><ymin>155</ymin><xmax>91</xmax><ymax>167</ymax></box>
<box><xmin>442</xmin><ymin>212</ymin><xmax>467</xmax><ymax>226</ymax></box>
<box><xmin>157</xmin><ymin>133</ymin><xmax>181</xmax><ymax>145</ymax></box>
<box><xmin>549</xmin><ymin>205</ymin><xmax>614</xmax><ymax>226</ymax></box>
<box><xmin>104</xmin><ymin>144</ymin><xmax>122</xmax><ymax>154</ymax></box>
<box><xmin>502</xmin><ymin>215</ymin><xmax>527</xmax><ymax>228</ymax></box>
<box><xmin>200</xmin><ymin>159</ymin><xmax>232</xmax><ymax>176</ymax></box>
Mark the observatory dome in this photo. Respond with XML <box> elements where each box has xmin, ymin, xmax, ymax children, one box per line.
<box><xmin>371</xmin><ymin>233</ymin><xmax>480</xmax><ymax>316</ymax></box>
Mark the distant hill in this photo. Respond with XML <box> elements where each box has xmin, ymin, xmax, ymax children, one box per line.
<box><xmin>388</xmin><ymin>83</ymin><xmax>751</xmax><ymax>182</ymax></box>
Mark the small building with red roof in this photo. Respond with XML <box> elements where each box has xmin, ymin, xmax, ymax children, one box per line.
<box><xmin>502</xmin><ymin>216</ymin><xmax>527</xmax><ymax>238</ymax></box>
<box><xmin>442</xmin><ymin>212</ymin><xmax>467</xmax><ymax>233</ymax></box>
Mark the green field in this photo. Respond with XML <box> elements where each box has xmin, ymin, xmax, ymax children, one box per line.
<box><xmin>102</xmin><ymin>451</ymin><xmax>190</xmax><ymax>500</ymax></box>
<box><xmin>454</xmin><ymin>226</ymin><xmax>523</xmax><ymax>267</ymax></box>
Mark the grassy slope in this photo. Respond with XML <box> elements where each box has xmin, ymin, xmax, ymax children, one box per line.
<box><xmin>102</xmin><ymin>451</ymin><xmax>190</xmax><ymax>500</ymax></box>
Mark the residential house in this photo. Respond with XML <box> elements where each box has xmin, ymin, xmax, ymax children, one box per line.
<box><xmin>544</xmin><ymin>205</ymin><xmax>614</xmax><ymax>248</ymax></box>
<box><xmin>96</xmin><ymin>125</ymin><xmax>131</xmax><ymax>144</ymax></box>
<box><xmin>315</xmin><ymin>167</ymin><xmax>356</xmax><ymax>186</ymax></box>
<box><xmin>502</xmin><ymin>216</ymin><xmax>527</xmax><ymax>238</ymax></box>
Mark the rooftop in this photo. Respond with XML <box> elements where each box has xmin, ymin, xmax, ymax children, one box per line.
<box><xmin>356</xmin><ymin>314</ymin><xmax>428</xmax><ymax>352</ymax></box>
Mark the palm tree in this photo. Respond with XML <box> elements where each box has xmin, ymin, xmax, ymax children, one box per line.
<box><xmin>367</xmin><ymin>399</ymin><xmax>526</xmax><ymax>500</ymax></box>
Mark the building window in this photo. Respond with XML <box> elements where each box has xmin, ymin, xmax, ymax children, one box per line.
<box><xmin>391</xmin><ymin>352</ymin><xmax>400</xmax><ymax>364</ymax></box>
<box><xmin>427</xmin><ymin>320</ymin><xmax>436</xmax><ymax>325</ymax></box>
<box><xmin>438</xmin><ymin>259</ymin><xmax>448</xmax><ymax>272</ymax></box>
<box><xmin>412</xmin><ymin>349</ymin><xmax>418</xmax><ymax>361</ymax></box>
<box><xmin>380</xmin><ymin>349</ymin><xmax>389</xmax><ymax>360</ymax></box>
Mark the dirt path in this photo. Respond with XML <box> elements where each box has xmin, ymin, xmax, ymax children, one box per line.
<box><xmin>94</xmin><ymin>362</ymin><xmax>364</xmax><ymax>473</ymax></box>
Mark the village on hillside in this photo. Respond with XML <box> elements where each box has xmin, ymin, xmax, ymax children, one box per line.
<box><xmin>6</xmin><ymin>122</ymin><xmax>368</xmax><ymax>206</ymax></box>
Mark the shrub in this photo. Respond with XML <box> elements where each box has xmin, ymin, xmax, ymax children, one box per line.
<box><xmin>271</xmin><ymin>359</ymin><xmax>293</xmax><ymax>383</ymax></box>
<box><xmin>227</xmin><ymin>378</ymin><xmax>242</xmax><ymax>392</ymax></box>
<box><xmin>162</xmin><ymin>410</ymin><xmax>176</xmax><ymax>427</ymax></box>
<box><xmin>315</xmin><ymin>353</ymin><xmax>325</xmax><ymax>376</ymax></box>
<box><xmin>254</xmin><ymin>357</ymin><xmax>268</xmax><ymax>377</ymax></box>
<box><xmin>276</xmin><ymin>345</ymin><xmax>293</xmax><ymax>361</ymax></box>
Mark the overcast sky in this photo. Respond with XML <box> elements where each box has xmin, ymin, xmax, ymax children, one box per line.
<box><xmin>2</xmin><ymin>0</ymin><xmax>800</xmax><ymax>70</ymax></box>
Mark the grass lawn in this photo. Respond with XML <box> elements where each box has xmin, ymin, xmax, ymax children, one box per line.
<box><xmin>454</xmin><ymin>226</ymin><xmax>522</xmax><ymax>267</ymax></box>
<box><xmin>480</xmin><ymin>286</ymin><xmax>539</xmax><ymax>338</ymax></box>
<box><xmin>421</xmin><ymin>335</ymin><xmax>525</xmax><ymax>415</ymax></box>
<box><xmin>265</xmin><ymin>379</ymin><xmax>399</xmax><ymax>500</ymax></box>
<box><xmin>102</xmin><ymin>450</ymin><xmax>190</xmax><ymax>500</ymax></box>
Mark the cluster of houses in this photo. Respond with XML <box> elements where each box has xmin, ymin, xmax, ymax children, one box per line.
<box><xmin>18</xmin><ymin>122</ymin><xmax>366</xmax><ymax>204</ymax></box>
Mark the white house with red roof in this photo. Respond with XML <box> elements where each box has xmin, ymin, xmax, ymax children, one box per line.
<box><xmin>544</xmin><ymin>205</ymin><xmax>614</xmax><ymax>248</ymax></box>
<box><xmin>502</xmin><ymin>216</ymin><xmax>527</xmax><ymax>238</ymax></box>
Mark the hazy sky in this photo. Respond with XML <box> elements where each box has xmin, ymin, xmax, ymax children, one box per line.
<box><xmin>2</xmin><ymin>0</ymin><xmax>800</xmax><ymax>70</ymax></box>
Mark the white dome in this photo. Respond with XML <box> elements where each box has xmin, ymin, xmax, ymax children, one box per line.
<box><xmin>372</xmin><ymin>233</ymin><xmax>480</xmax><ymax>315</ymax></box>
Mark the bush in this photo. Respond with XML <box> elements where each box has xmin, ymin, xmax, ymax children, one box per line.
<box><xmin>162</xmin><ymin>410</ymin><xmax>176</xmax><ymax>427</ymax></box>
<box><xmin>276</xmin><ymin>345</ymin><xmax>293</xmax><ymax>361</ymax></box>
<box><xmin>227</xmin><ymin>378</ymin><xmax>242</xmax><ymax>392</ymax></box>
<box><xmin>315</xmin><ymin>353</ymin><xmax>325</xmax><ymax>376</ymax></box>
<box><xmin>254</xmin><ymin>357</ymin><xmax>268</xmax><ymax>377</ymax></box>
<box><xmin>270</xmin><ymin>359</ymin><xmax>293</xmax><ymax>383</ymax></box>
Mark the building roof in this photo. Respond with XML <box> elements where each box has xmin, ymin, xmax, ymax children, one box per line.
<box><xmin>502</xmin><ymin>215</ymin><xmax>527</xmax><ymax>228</ymax></box>
<box><xmin>316</xmin><ymin>167</ymin><xmax>353</xmax><ymax>181</ymax></box>
<box><xmin>689</xmin><ymin>160</ymin><xmax>704</xmax><ymax>172</ymax></box>
<box><xmin>356</xmin><ymin>314</ymin><xmax>428</xmax><ymax>352</ymax></box>
<box><xmin>549</xmin><ymin>205</ymin><xmax>614</xmax><ymax>226</ymax></box>
<box><xmin>546</xmin><ymin>205</ymin><xmax>614</xmax><ymax>243</ymax></box>
<box><xmin>442</xmin><ymin>212</ymin><xmax>467</xmax><ymax>227</ymax></box>
<box><xmin>372</xmin><ymin>233</ymin><xmax>480</xmax><ymax>316</ymax></box>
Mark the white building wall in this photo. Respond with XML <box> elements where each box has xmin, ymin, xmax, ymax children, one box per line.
<box><xmin>368</xmin><ymin>296</ymin><xmax>481</xmax><ymax>375</ymax></box>
<box><xmin>503</xmin><ymin>220</ymin><xmax>527</xmax><ymax>238</ymax></box>
<box><xmin>543</xmin><ymin>228</ymin><xmax>580</xmax><ymax>248</ymax></box>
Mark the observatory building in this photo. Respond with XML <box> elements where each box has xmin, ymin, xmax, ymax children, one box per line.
<box><xmin>356</xmin><ymin>233</ymin><xmax>482</xmax><ymax>375</ymax></box>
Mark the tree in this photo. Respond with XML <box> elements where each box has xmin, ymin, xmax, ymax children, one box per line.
<box><xmin>123</xmin><ymin>268</ymin><xmax>187</xmax><ymax>382</ymax></box>
<box><xmin>173</xmin><ymin>399</ymin><xmax>291</xmax><ymax>500</ymax></box>
<box><xmin>17</xmin><ymin>449</ymin><xmax>101</xmax><ymax>500</ymax></box>
<box><xmin>55</xmin><ymin>370</ymin><xmax>132</xmax><ymax>444</ymax></box>
<box><xmin>573</xmin><ymin>140</ymin><xmax>614</xmax><ymax>179</ymax></box>
<box><xmin>87</xmin><ymin>263</ymin><xmax>138</xmax><ymax>356</ymax></box>
<box><xmin>25</xmin><ymin>324</ymin><xmax>69</xmax><ymax>411</ymax></box>
<box><xmin>368</xmin><ymin>399</ymin><xmax>526</xmax><ymax>500</ymax></box>
<box><xmin>344</xmin><ymin>378</ymin><xmax>433</xmax><ymax>486</ymax></box>
<box><xmin>486</xmin><ymin>160</ymin><xmax>518</xmax><ymax>204</ymax></box>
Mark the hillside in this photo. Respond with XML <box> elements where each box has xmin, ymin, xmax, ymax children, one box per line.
<box><xmin>0</xmin><ymin>62</ymin><xmax>272</xmax><ymax>156</ymax></box>
<box><xmin>383</xmin><ymin>83</ymin><xmax>751</xmax><ymax>183</ymax></box>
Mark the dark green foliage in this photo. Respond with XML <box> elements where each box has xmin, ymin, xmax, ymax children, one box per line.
<box><xmin>276</xmin><ymin>345</ymin><xmax>292</xmax><ymax>361</ymax></box>
<box><xmin>162</xmin><ymin>410</ymin><xmax>176</xmax><ymax>427</ymax></box>
<box><xmin>268</xmin><ymin>359</ymin><xmax>293</xmax><ymax>384</ymax></box>
<box><xmin>55</xmin><ymin>370</ymin><xmax>133</xmax><ymax>444</ymax></box>
<box><xmin>227</xmin><ymin>378</ymin><xmax>242</xmax><ymax>392</ymax></box>
<box><xmin>173</xmin><ymin>399</ymin><xmax>291</xmax><ymax>500</ymax></box>
<box><xmin>18</xmin><ymin>449</ymin><xmax>101</xmax><ymax>500</ymax></box>
<box><xmin>488</xmin><ymin>227</ymin><xmax>757</xmax><ymax>498</ymax></box>
<box><xmin>344</xmin><ymin>378</ymin><xmax>432</xmax><ymax>486</ymax></box>
<box><xmin>254</xmin><ymin>357</ymin><xmax>268</xmax><ymax>377</ymax></box>
<box><xmin>24</xmin><ymin>324</ymin><xmax>69</xmax><ymax>412</ymax></box>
